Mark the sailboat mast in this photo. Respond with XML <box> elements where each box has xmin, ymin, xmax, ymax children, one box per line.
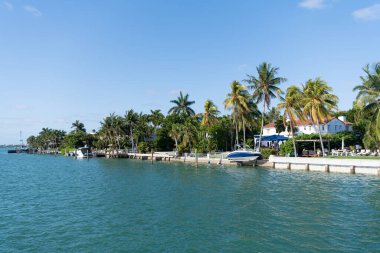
<box><xmin>19</xmin><ymin>131</ymin><xmax>23</xmax><ymax>148</ymax></box>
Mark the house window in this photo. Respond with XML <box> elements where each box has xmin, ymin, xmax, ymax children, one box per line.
<box><xmin>322</xmin><ymin>125</ymin><xmax>324</xmax><ymax>130</ymax></box>
<box><xmin>308</xmin><ymin>126</ymin><xmax>311</xmax><ymax>131</ymax></box>
<box><xmin>339</xmin><ymin>125</ymin><xmax>342</xmax><ymax>129</ymax></box>
<box><xmin>304</xmin><ymin>126</ymin><xmax>306</xmax><ymax>130</ymax></box>
<box><xmin>335</xmin><ymin>125</ymin><xmax>337</xmax><ymax>130</ymax></box>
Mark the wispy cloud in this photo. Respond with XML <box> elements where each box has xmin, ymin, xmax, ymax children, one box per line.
<box><xmin>298</xmin><ymin>0</ymin><xmax>325</xmax><ymax>10</ymax></box>
<box><xmin>144</xmin><ymin>89</ymin><xmax>160</xmax><ymax>97</ymax></box>
<box><xmin>353</xmin><ymin>4</ymin><xmax>380</xmax><ymax>21</ymax></box>
<box><xmin>15</xmin><ymin>105</ymin><xmax>31</xmax><ymax>110</ymax></box>
<box><xmin>2</xmin><ymin>1</ymin><xmax>13</xmax><ymax>10</ymax></box>
<box><xmin>169</xmin><ymin>89</ymin><xmax>184</xmax><ymax>96</ymax></box>
<box><xmin>24</xmin><ymin>5</ymin><xmax>42</xmax><ymax>16</ymax></box>
<box><xmin>238</xmin><ymin>64</ymin><xmax>248</xmax><ymax>72</ymax></box>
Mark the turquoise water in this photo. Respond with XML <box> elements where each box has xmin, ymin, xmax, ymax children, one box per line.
<box><xmin>0</xmin><ymin>149</ymin><xmax>379</xmax><ymax>252</ymax></box>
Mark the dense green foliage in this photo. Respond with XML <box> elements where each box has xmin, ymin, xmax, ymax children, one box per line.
<box><xmin>27</xmin><ymin>62</ymin><xmax>380</xmax><ymax>156</ymax></box>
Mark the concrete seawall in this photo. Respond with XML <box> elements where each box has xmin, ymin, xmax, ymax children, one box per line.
<box><xmin>81</xmin><ymin>151</ymin><xmax>380</xmax><ymax>176</ymax></box>
<box><xmin>268</xmin><ymin>156</ymin><xmax>380</xmax><ymax>176</ymax></box>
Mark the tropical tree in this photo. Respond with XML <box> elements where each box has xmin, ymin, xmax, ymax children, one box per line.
<box><xmin>302</xmin><ymin>78</ymin><xmax>339</xmax><ymax>156</ymax></box>
<box><xmin>266</xmin><ymin>107</ymin><xmax>281</xmax><ymax>124</ymax></box>
<box><xmin>198</xmin><ymin>99</ymin><xmax>220</xmax><ymax>151</ymax></box>
<box><xmin>135</xmin><ymin>113</ymin><xmax>153</xmax><ymax>146</ymax></box>
<box><xmin>124</xmin><ymin>109</ymin><xmax>139</xmax><ymax>151</ymax></box>
<box><xmin>238</xmin><ymin>99</ymin><xmax>261</xmax><ymax>148</ymax></box>
<box><xmin>27</xmin><ymin>135</ymin><xmax>37</xmax><ymax>149</ymax></box>
<box><xmin>71</xmin><ymin>120</ymin><xmax>86</xmax><ymax>132</ymax></box>
<box><xmin>149</xmin><ymin>109</ymin><xmax>165</xmax><ymax>134</ymax></box>
<box><xmin>245</xmin><ymin>62</ymin><xmax>286</xmax><ymax>151</ymax></box>
<box><xmin>181</xmin><ymin>119</ymin><xmax>198</xmax><ymax>151</ymax></box>
<box><xmin>169</xmin><ymin>124</ymin><xmax>182</xmax><ymax>153</ymax></box>
<box><xmin>99</xmin><ymin>113</ymin><xmax>125</xmax><ymax>155</ymax></box>
<box><xmin>277</xmin><ymin>85</ymin><xmax>304</xmax><ymax>157</ymax></box>
<box><xmin>224</xmin><ymin>81</ymin><xmax>250</xmax><ymax>148</ymax></box>
<box><xmin>200</xmin><ymin>100</ymin><xmax>219</xmax><ymax>128</ymax></box>
<box><xmin>353</xmin><ymin>63</ymin><xmax>380</xmax><ymax>143</ymax></box>
<box><xmin>168</xmin><ymin>91</ymin><xmax>195</xmax><ymax>117</ymax></box>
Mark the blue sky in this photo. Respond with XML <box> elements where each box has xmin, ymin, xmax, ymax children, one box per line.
<box><xmin>1</xmin><ymin>0</ymin><xmax>380</xmax><ymax>144</ymax></box>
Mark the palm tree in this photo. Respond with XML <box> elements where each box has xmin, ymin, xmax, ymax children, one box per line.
<box><xmin>124</xmin><ymin>109</ymin><xmax>139</xmax><ymax>151</ymax></box>
<box><xmin>224</xmin><ymin>81</ymin><xmax>250</xmax><ymax>148</ymax></box>
<box><xmin>239</xmin><ymin>99</ymin><xmax>261</xmax><ymax>148</ymax></box>
<box><xmin>168</xmin><ymin>91</ymin><xmax>195</xmax><ymax>117</ymax></box>
<box><xmin>277</xmin><ymin>86</ymin><xmax>304</xmax><ymax>157</ymax></box>
<box><xmin>302</xmin><ymin>78</ymin><xmax>339</xmax><ymax>156</ymax></box>
<box><xmin>99</xmin><ymin>113</ymin><xmax>125</xmax><ymax>155</ymax></box>
<box><xmin>201</xmin><ymin>99</ymin><xmax>220</xmax><ymax>130</ymax></box>
<box><xmin>39</xmin><ymin>128</ymin><xmax>53</xmax><ymax>150</ymax></box>
<box><xmin>245</xmin><ymin>62</ymin><xmax>286</xmax><ymax>151</ymax></box>
<box><xmin>169</xmin><ymin>124</ymin><xmax>182</xmax><ymax>153</ymax></box>
<box><xmin>198</xmin><ymin>99</ymin><xmax>220</xmax><ymax>152</ymax></box>
<box><xmin>266</xmin><ymin>107</ymin><xmax>280</xmax><ymax>124</ymax></box>
<box><xmin>149</xmin><ymin>109</ymin><xmax>164</xmax><ymax>133</ymax></box>
<box><xmin>181</xmin><ymin>120</ymin><xmax>197</xmax><ymax>151</ymax></box>
<box><xmin>71</xmin><ymin>120</ymin><xmax>86</xmax><ymax>132</ymax></box>
<box><xmin>353</xmin><ymin>63</ymin><xmax>380</xmax><ymax>141</ymax></box>
<box><xmin>136</xmin><ymin>113</ymin><xmax>153</xmax><ymax>144</ymax></box>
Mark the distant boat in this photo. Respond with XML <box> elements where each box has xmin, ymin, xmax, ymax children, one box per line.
<box><xmin>76</xmin><ymin>147</ymin><xmax>93</xmax><ymax>158</ymax></box>
<box><xmin>7</xmin><ymin>147</ymin><xmax>28</xmax><ymax>154</ymax></box>
<box><xmin>8</xmin><ymin>131</ymin><xmax>27</xmax><ymax>154</ymax></box>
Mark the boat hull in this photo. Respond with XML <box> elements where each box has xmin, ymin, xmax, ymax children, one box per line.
<box><xmin>226</xmin><ymin>150</ymin><xmax>262</xmax><ymax>165</ymax></box>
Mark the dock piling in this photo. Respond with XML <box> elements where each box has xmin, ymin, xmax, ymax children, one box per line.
<box><xmin>195</xmin><ymin>149</ymin><xmax>198</xmax><ymax>168</ymax></box>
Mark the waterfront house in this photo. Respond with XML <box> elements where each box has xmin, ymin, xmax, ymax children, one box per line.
<box><xmin>262</xmin><ymin>116</ymin><xmax>353</xmax><ymax>137</ymax></box>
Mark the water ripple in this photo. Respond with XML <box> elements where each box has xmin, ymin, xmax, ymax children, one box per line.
<box><xmin>0</xmin><ymin>151</ymin><xmax>379</xmax><ymax>252</ymax></box>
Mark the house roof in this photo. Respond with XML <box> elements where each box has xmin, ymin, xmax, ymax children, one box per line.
<box><xmin>295</xmin><ymin>118</ymin><xmax>353</xmax><ymax>126</ymax></box>
<box><xmin>263</xmin><ymin>117</ymin><xmax>353</xmax><ymax>129</ymax></box>
<box><xmin>263</xmin><ymin>122</ymin><xmax>275</xmax><ymax>128</ymax></box>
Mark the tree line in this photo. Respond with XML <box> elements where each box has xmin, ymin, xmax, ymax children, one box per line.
<box><xmin>27</xmin><ymin>62</ymin><xmax>380</xmax><ymax>155</ymax></box>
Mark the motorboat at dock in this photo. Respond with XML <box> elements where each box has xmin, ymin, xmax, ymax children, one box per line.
<box><xmin>226</xmin><ymin>149</ymin><xmax>262</xmax><ymax>165</ymax></box>
<box><xmin>75</xmin><ymin>147</ymin><xmax>93</xmax><ymax>158</ymax></box>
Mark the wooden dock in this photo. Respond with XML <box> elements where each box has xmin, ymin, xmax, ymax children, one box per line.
<box><xmin>91</xmin><ymin>150</ymin><xmax>235</xmax><ymax>166</ymax></box>
<box><xmin>93</xmin><ymin>150</ymin><xmax>174</xmax><ymax>161</ymax></box>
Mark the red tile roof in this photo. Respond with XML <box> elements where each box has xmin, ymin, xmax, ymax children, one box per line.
<box><xmin>263</xmin><ymin>122</ymin><xmax>275</xmax><ymax>128</ymax></box>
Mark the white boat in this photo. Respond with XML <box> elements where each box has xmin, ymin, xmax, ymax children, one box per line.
<box><xmin>226</xmin><ymin>149</ymin><xmax>262</xmax><ymax>165</ymax></box>
<box><xmin>76</xmin><ymin>147</ymin><xmax>93</xmax><ymax>158</ymax></box>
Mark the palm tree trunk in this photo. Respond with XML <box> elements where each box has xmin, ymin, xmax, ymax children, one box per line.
<box><xmin>315</xmin><ymin>117</ymin><xmax>325</xmax><ymax>156</ymax></box>
<box><xmin>130</xmin><ymin>127</ymin><xmax>134</xmax><ymax>152</ymax></box>
<box><xmin>205</xmin><ymin>131</ymin><xmax>209</xmax><ymax>152</ymax></box>
<box><xmin>289</xmin><ymin>120</ymin><xmax>297</xmax><ymax>157</ymax></box>
<box><xmin>234</xmin><ymin>111</ymin><xmax>239</xmax><ymax>148</ymax></box>
<box><xmin>258</xmin><ymin>104</ymin><xmax>265</xmax><ymax>151</ymax></box>
<box><xmin>243</xmin><ymin>118</ymin><xmax>246</xmax><ymax>149</ymax></box>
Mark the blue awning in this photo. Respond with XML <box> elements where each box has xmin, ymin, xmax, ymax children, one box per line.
<box><xmin>261</xmin><ymin>135</ymin><xmax>289</xmax><ymax>141</ymax></box>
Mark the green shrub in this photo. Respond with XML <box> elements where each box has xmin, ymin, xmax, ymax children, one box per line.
<box><xmin>138</xmin><ymin>142</ymin><xmax>149</xmax><ymax>153</ymax></box>
<box><xmin>260</xmin><ymin>148</ymin><xmax>277</xmax><ymax>159</ymax></box>
<box><xmin>280</xmin><ymin>141</ymin><xmax>294</xmax><ymax>156</ymax></box>
<box><xmin>363</xmin><ymin>134</ymin><xmax>377</xmax><ymax>150</ymax></box>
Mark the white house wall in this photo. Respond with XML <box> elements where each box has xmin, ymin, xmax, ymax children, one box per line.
<box><xmin>263</xmin><ymin>118</ymin><xmax>353</xmax><ymax>136</ymax></box>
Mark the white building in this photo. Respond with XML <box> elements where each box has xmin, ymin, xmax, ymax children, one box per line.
<box><xmin>263</xmin><ymin>116</ymin><xmax>353</xmax><ymax>137</ymax></box>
